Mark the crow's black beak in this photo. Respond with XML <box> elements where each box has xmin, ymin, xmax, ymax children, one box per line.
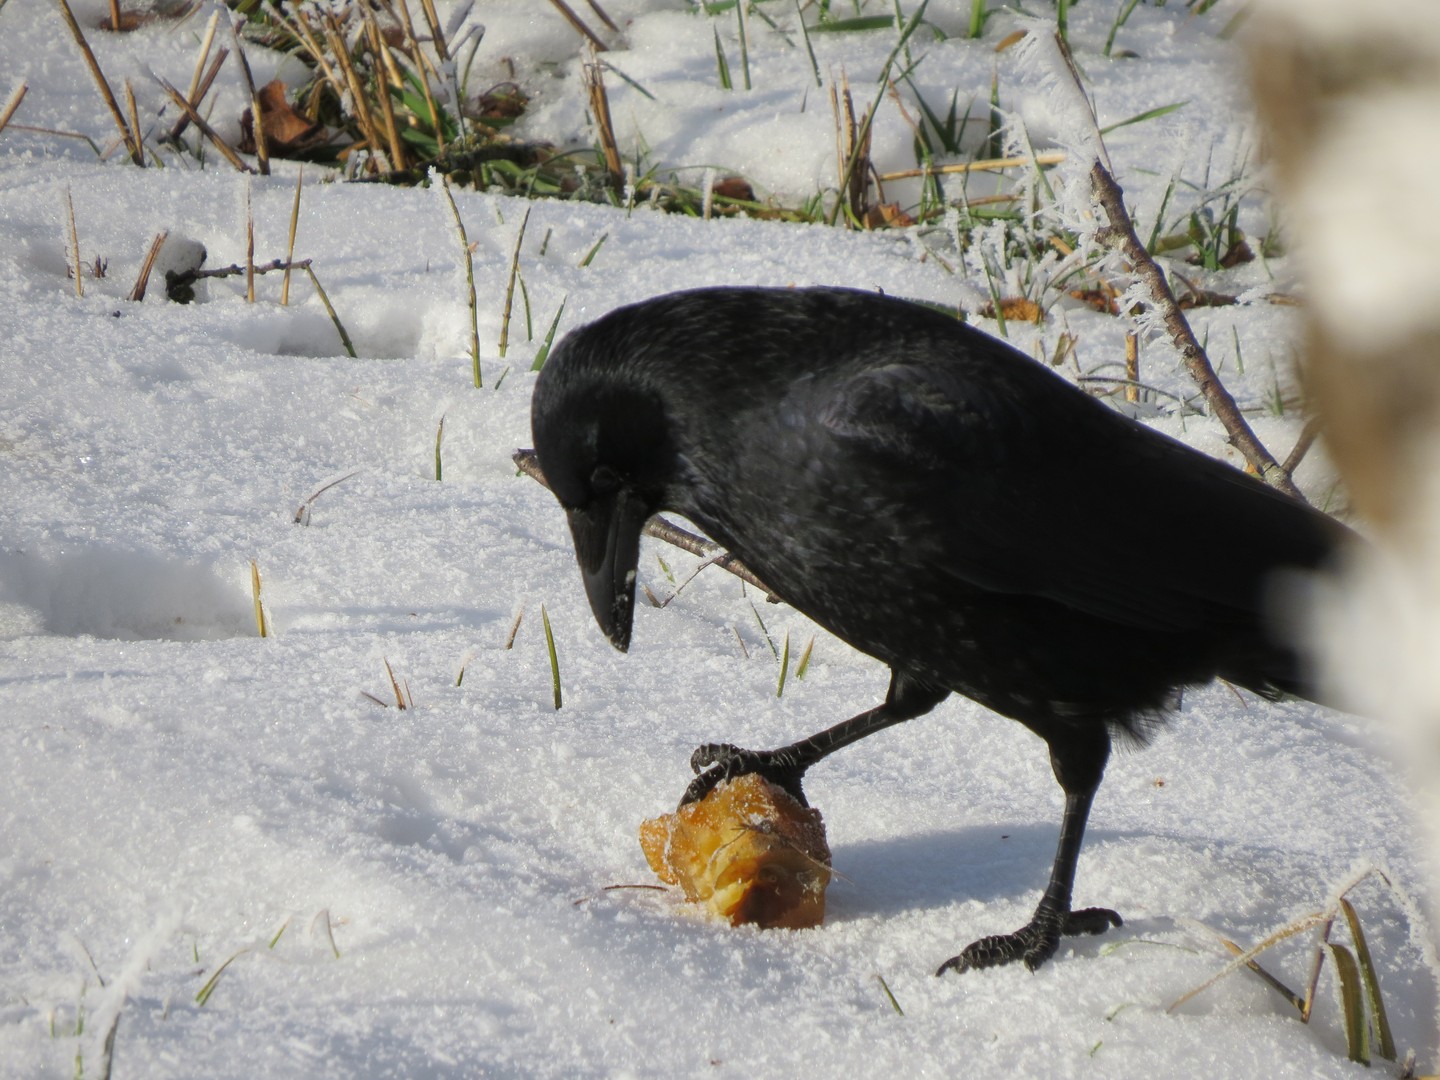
<box><xmin>566</xmin><ymin>488</ymin><xmax>648</xmax><ymax>652</ymax></box>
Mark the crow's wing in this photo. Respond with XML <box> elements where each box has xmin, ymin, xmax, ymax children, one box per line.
<box><xmin>811</xmin><ymin>357</ymin><xmax>1341</xmax><ymax>635</ymax></box>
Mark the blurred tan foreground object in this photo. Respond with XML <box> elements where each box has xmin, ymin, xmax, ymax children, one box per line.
<box><xmin>640</xmin><ymin>774</ymin><xmax>832</xmax><ymax>929</ymax></box>
<box><xmin>1246</xmin><ymin>0</ymin><xmax>1440</xmax><ymax>904</ymax></box>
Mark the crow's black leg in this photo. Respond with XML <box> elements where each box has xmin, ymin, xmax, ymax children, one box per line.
<box><xmin>681</xmin><ymin>670</ymin><xmax>947</xmax><ymax>808</ymax></box>
<box><xmin>937</xmin><ymin>725</ymin><xmax>1121</xmax><ymax>975</ymax></box>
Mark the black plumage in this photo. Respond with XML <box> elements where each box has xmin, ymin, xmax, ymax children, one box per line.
<box><xmin>530</xmin><ymin>286</ymin><xmax>1351</xmax><ymax>974</ymax></box>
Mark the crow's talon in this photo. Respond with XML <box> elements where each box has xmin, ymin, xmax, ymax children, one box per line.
<box><xmin>680</xmin><ymin>744</ymin><xmax>808</xmax><ymax>807</ymax></box>
<box><xmin>689</xmin><ymin>743</ymin><xmax>744</xmax><ymax>774</ymax></box>
<box><xmin>935</xmin><ymin>906</ymin><xmax>1122</xmax><ymax>975</ymax></box>
<box><xmin>1065</xmin><ymin>907</ymin><xmax>1122</xmax><ymax>936</ymax></box>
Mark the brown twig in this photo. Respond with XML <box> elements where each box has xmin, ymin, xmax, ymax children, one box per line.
<box><xmin>1281</xmin><ymin>417</ymin><xmax>1321</xmax><ymax>477</ymax></box>
<box><xmin>512</xmin><ymin>448</ymin><xmax>780</xmax><ymax>599</ymax></box>
<box><xmin>168</xmin><ymin>255</ymin><xmax>310</xmax><ymax>291</ymax></box>
<box><xmin>1089</xmin><ymin>160</ymin><xmax>1306</xmax><ymax>502</ymax></box>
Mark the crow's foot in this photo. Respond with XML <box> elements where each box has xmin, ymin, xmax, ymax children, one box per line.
<box><xmin>935</xmin><ymin>906</ymin><xmax>1122</xmax><ymax>975</ymax></box>
<box><xmin>682</xmin><ymin>743</ymin><xmax>809</xmax><ymax>808</ymax></box>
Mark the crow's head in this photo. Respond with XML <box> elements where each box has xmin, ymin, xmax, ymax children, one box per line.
<box><xmin>531</xmin><ymin>334</ymin><xmax>676</xmax><ymax>653</ymax></box>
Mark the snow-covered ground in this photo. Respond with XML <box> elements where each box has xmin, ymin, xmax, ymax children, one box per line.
<box><xmin>1</xmin><ymin>1</ymin><xmax>1435</xmax><ymax>1076</ymax></box>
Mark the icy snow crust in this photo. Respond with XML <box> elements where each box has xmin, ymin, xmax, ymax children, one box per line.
<box><xmin>0</xmin><ymin>1</ymin><xmax>1435</xmax><ymax>1076</ymax></box>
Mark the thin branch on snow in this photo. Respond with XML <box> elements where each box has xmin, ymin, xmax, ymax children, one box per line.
<box><xmin>1089</xmin><ymin>160</ymin><xmax>1307</xmax><ymax>504</ymax></box>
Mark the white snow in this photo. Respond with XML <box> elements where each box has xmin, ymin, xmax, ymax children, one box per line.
<box><xmin>0</xmin><ymin>1</ymin><xmax>1435</xmax><ymax>1077</ymax></box>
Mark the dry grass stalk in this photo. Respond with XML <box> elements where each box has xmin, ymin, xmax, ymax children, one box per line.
<box><xmin>439</xmin><ymin>176</ymin><xmax>481</xmax><ymax>385</ymax></box>
<box><xmin>302</xmin><ymin>265</ymin><xmax>357</xmax><ymax>358</ymax></box>
<box><xmin>876</xmin><ymin>151</ymin><xmax>1067</xmax><ymax>182</ymax></box>
<box><xmin>323</xmin><ymin>16</ymin><xmax>384</xmax><ymax>167</ymax></box>
<box><xmin>128</xmin><ymin>230</ymin><xmax>168</xmax><ymax>302</ymax></box>
<box><xmin>390</xmin><ymin>0</ymin><xmax>446</xmax><ymax>153</ymax></box>
<box><xmin>548</xmin><ymin>0</ymin><xmax>609</xmax><ymax>51</ymax></box>
<box><xmin>244</xmin><ymin>179</ymin><xmax>256</xmax><ymax>303</ymax></box>
<box><xmin>56</xmin><ymin>0</ymin><xmax>144</xmax><ymax>165</ymax></box>
<box><xmin>361</xmin><ymin>7</ymin><xmax>409</xmax><ymax>170</ymax></box>
<box><xmin>273</xmin><ymin>7</ymin><xmax>341</xmax><ymax>106</ymax></box>
<box><xmin>183</xmin><ymin>9</ymin><xmax>221</xmax><ymax>104</ymax></box>
<box><xmin>250</xmin><ymin>560</ymin><xmax>268</xmax><ymax>637</ymax></box>
<box><xmin>1124</xmin><ymin>332</ymin><xmax>1139</xmax><ymax>403</ymax></box>
<box><xmin>499</xmin><ymin>206</ymin><xmax>532</xmax><ymax>359</ymax></box>
<box><xmin>122</xmin><ymin>80</ymin><xmax>144</xmax><ymax>162</ymax></box>
<box><xmin>228</xmin><ymin>15</ymin><xmax>269</xmax><ymax>174</ymax></box>
<box><xmin>167</xmin><ymin>45</ymin><xmax>228</xmax><ymax>143</ymax></box>
<box><xmin>584</xmin><ymin>0</ymin><xmax>619</xmax><ymax>33</ymax></box>
<box><xmin>830</xmin><ymin>76</ymin><xmax>875</xmax><ymax>228</ymax></box>
<box><xmin>383</xmin><ymin>658</ymin><xmax>410</xmax><ymax>709</ymax></box>
<box><xmin>158</xmin><ymin>77</ymin><xmax>253</xmax><ymax>172</ymax></box>
<box><xmin>416</xmin><ymin>0</ymin><xmax>450</xmax><ymax>62</ymax></box>
<box><xmin>584</xmin><ymin>53</ymin><xmax>622</xmax><ymax>188</ymax></box>
<box><xmin>0</xmin><ymin>82</ymin><xmax>28</xmax><ymax>139</ymax></box>
<box><xmin>282</xmin><ymin>167</ymin><xmax>303</xmax><ymax>306</ymax></box>
<box><xmin>505</xmin><ymin>605</ymin><xmax>525</xmax><ymax>649</ymax></box>
<box><xmin>64</xmin><ymin>187</ymin><xmax>83</xmax><ymax>298</ymax></box>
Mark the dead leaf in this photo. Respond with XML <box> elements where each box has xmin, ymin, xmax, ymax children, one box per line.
<box><xmin>239</xmin><ymin>80</ymin><xmax>326</xmax><ymax>157</ymax></box>
<box><xmin>863</xmin><ymin>202</ymin><xmax>916</xmax><ymax>228</ymax></box>
<box><xmin>711</xmin><ymin>177</ymin><xmax>756</xmax><ymax>204</ymax></box>
<box><xmin>984</xmin><ymin>297</ymin><xmax>1043</xmax><ymax>323</ymax></box>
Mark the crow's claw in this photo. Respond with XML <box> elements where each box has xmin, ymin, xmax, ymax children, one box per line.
<box><xmin>935</xmin><ymin>907</ymin><xmax>1122</xmax><ymax>975</ymax></box>
<box><xmin>680</xmin><ymin>743</ymin><xmax>808</xmax><ymax>808</ymax></box>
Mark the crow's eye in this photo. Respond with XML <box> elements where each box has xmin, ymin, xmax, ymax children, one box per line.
<box><xmin>590</xmin><ymin>464</ymin><xmax>621</xmax><ymax>495</ymax></box>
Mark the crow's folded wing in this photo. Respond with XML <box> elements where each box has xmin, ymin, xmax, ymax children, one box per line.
<box><xmin>812</xmin><ymin>358</ymin><xmax>1344</xmax><ymax>635</ymax></box>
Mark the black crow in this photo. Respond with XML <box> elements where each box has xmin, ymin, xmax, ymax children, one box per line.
<box><xmin>530</xmin><ymin>286</ymin><xmax>1352</xmax><ymax>974</ymax></box>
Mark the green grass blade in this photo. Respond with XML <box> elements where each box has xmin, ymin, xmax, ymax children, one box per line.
<box><xmin>713</xmin><ymin>25</ymin><xmax>732</xmax><ymax>90</ymax></box>
<box><xmin>736</xmin><ymin>0</ymin><xmax>751</xmax><ymax>90</ymax></box>
<box><xmin>1325</xmin><ymin>943</ymin><xmax>1369</xmax><ymax>1065</ymax></box>
<box><xmin>748</xmin><ymin>600</ymin><xmax>779</xmax><ymax>659</ymax></box>
<box><xmin>967</xmin><ymin>0</ymin><xmax>985</xmax><ymax>38</ymax></box>
<box><xmin>796</xmin><ymin>0</ymin><xmax>822</xmax><ymax>86</ymax></box>
<box><xmin>808</xmin><ymin>15</ymin><xmax>898</xmax><ymax>32</ymax></box>
<box><xmin>532</xmin><ymin>296</ymin><xmax>567</xmax><ymax>371</ymax></box>
<box><xmin>776</xmin><ymin>630</ymin><xmax>790</xmax><ymax>697</ymax></box>
<box><xmin>876</xmin><ymin>973</ymin><xmax>904</xmax><ymax>1015</ymax></box>
<box><xmin>541</xmin><ymin>603</ymin><xmax>562</xmax><ymax>710</ymax></box>
<box><xmin>195</xmin><ymin>949</ymin><xmax>248</xmax><ymax>1007</ymax></box>
<box><xmin>1099</xmin><ymin>101</ymin><xmax>1187</xmax><ymax>136</ymax></box>
<box><xmin>578</xmin><ymin>232</ymin><xmax>609</xmax><ymax>268</ymax></box>
<box><xmin>1339</xmin><ymin>899</ymin><xmax>1396</xmax><ymax>1061</ymax></box>
<box><xmin>600</xmin><ymin>59</ymin><xmax>656</xmax><ymax>101</ymax></box>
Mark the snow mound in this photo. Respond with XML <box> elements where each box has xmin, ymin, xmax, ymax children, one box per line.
<box><xmin>0</xmin><ymin>547</ymin><xmax>252</xmax><ymax>641</ymax></box>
